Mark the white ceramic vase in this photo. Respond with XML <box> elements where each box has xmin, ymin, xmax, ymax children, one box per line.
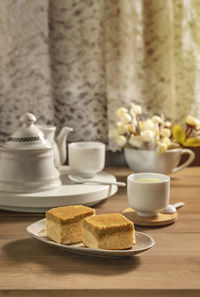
<box><xmin>124</xmin><ymin>147</ymin><xmax>195</xmax><ymax>174</ymax></box>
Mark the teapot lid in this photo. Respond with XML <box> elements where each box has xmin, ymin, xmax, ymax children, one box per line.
<box><xmin>4</xmin><ymin>113</ymin><xmax>51</xmax><ymax>149</ymax></box>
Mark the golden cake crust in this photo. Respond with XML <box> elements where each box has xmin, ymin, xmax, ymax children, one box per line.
<box><xmin>46</xmin><ymin>205</ymin><xmax>95</xmax><ymax>224</ymax></box>
<box><xmin>83</xmin><ymin>213</ymin><xmax>134</xmax><ymax>237</ymax></box>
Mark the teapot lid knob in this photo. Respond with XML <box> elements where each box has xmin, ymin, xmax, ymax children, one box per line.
<box><xmin>20</xmin><ymin>113</ymin><xmax>37</xmax><ymax>126</ymax></box>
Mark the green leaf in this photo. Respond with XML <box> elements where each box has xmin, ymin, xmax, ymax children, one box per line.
<box><xmin>183</xmin><ymin>137</ymin><xmax>200</xmax><ymax>147</ymax></box>
<box><xmin>172</xmin><ymin>125</ymin><xmax>185</xmax><ymax>144</ymax></box>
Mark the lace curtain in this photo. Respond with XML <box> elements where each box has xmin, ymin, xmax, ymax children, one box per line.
<box><xmin>0</xmin><ymin>0</ymin><xmax>200</xmax><ymax>151</ymax></box>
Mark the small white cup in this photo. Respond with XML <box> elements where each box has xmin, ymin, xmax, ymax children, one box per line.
<box><xmin>127</xmin><ymin>173</ymin><xmax>170</xmax><ymax>217</ymax></box>
<box><xmin>68</xmin><ymin>142</ymin><xmax>105</xmax><ymax>177</ymax></box>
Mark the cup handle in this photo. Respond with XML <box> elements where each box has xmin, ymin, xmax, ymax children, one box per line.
<box><xmin>172</xmin><ymin>149</ymin><xmax>195</xmax><ymax>173</ymax></box>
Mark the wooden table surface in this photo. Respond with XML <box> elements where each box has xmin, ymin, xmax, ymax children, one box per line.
<box><xmin>0</xmin><ymin>167</ymin><xmax>200</xmax><ymax>297</ymax></box>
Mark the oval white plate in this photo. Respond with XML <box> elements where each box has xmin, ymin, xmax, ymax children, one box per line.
<box><xmin>26</xmin><ymin>218</ymin><xmax>155</xmax><ymax>258</ymax></box>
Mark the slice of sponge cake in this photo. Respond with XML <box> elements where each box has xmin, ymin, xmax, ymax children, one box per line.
<box><xmin>46</xmin><ymin>205</ymin><xmax>95</xmax><ymax>244</ymax></box>
<box><xmin>83</xmin><ymin>213</ymin><xmax>135</xmax><ymax>250</ymax></box>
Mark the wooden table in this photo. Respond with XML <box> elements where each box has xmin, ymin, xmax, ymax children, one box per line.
<box><xmin>0</xmin><ymin>167</ymin><xmax>200</xmax><ymax>297</ymax></box>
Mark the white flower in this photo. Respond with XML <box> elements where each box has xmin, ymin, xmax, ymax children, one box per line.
<box><xmin>156</xmin><ymin>141</ymin><xmax>168</xmax><ymax>153</ymax></box>
<box><xmin>140</xmin><ymin>119</ymin><xmax>156</xmax><ymax>131</ymax></box>
<box><xmin>129</xmin><ymin>135</ymin><xmax>144</xmax><ymax>148</ymax></box>
<box><xmin>155</xmin><ymin>133</ymin><xmax>160</xmax><ymax>143</ymax></box>
<box><xmin>186</xmin><ymin>115</ymin><xmax>200</xmax><ymax>129</ymax></box>
<box><xmin>164</xmin><ymin>121</ymin><xmax>172</xmax><ymax>128</ymax></box>
<box><xmin>168</xmin><ymin>141</ymin><xmax>180</xmax><ymax>148</ymax></box>
<box><xmin>152</xmin><ymin>115</ymin><xmax>164</xmax><ymax>125</ymax></box>
<box><xmin>128</xmin><ymin>118</ymin><xmax>138</xmax><ymax>133</ymax></box>
<box><xmin>130</xmin><ymin>103</ymin><xmax>142</xmax><ymax>115</ymax></box>
<box><xmin>116</xmin><ymin>107</ymin><xmax>128</xmax><ymax>117</ymax></box>
<box><xmin>141</xmin><ymin>130</ymin><xmax>155</xmax><ymax>142</ymax></box>
<box><xmin>161</xmin><ymin>137</ymin><xmax>172</xmax><ymax>147</ymax></box>
<box><xmin>160</xmin><ymin>128</ymin><xmax>171</xmax><ymax>138</ymax></box>
<box><xmin>116</xmin><ymin>135</ymin><xmax>127</xmax><ymax>147</ymax></box>
<box><xmin>117</xmin><ymin>122</ymin><xmax>129</xmax><ymax>134</ymax></box>
<box><xmin>120</xmin><ymin>113</ymin><xmax>132</xmax><ymax>123</ymax></box>
<box><xmin>108</xmin><ymin>129</ymin><xmax>118</xmax><ymax>139</ymax></box>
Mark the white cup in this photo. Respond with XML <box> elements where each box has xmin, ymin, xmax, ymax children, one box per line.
<box><xmin>68</xmin><ymin>142</ymin><xmax>105</xmax><ymax>177</ymax></box>
<box><xmin>127</xmin><ymin>172</ymin><xmax>170</xmax><ymax>217</ymax></box>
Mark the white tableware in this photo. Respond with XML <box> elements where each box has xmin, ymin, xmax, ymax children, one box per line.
<box><xmin>0</xmin><ymin>113</ymin><xmax>62</xmax><ymax>193</ymax></box>
<box><xmin>124</xmin><ymin>148</ymin><xmax>195</xmax><ymax>174</ymax></box>
<box><xmin>26</xmin><ymin>218</ymin><xmax>155</xmax><ymax>258</ymax></box>
<box><xmin>68</xmin><ymin>142</ymin><xmax>105</xmax><ymax>177</ymax></box>
<box><xmin>161</xmin><ymin>202</ymin><xmax>185</xmax><ymax>214</ymax></box>
<box><xmin>37</xmin><ymin>125</ymin><xmax>73</xmax><ymax>168</ymax></box>
<box><xmin>68</xmin><ymin>174</ymin><xmax>126</xmax><ymax>187</ymax></box>
<box><xmin>127</xmin><ymin>173</ymin><xmax>170</xmax><ymax>217</ymax></box>
<box><xmin>0</xmin><ymin>170</ymin><xmax>118</xmax><ymax>213</ymax></box>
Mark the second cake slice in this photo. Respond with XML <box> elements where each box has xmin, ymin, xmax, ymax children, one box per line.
<box><xmin>83</xmin><ymin>213</ymin><xmax>135</xmax><ymax>250</ymax></box>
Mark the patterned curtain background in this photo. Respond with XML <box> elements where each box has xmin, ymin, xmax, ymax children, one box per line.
<box><xmin>0</xmin><ymin>0</ymin><xmax>200</xmax><ymax>150</ymax></box>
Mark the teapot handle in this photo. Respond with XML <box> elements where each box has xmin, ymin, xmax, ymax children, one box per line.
<box><xmin>56</xmin><ymin>127</ymin><xmax>73</xmax><ymax>166</ymax></box>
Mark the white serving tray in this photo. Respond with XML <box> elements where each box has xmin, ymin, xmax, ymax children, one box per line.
<box><xmin>0</xmin><ymin>170</ymin><xmax>118</xmax><ymax>213</ymax></box>
<box><xmin>27</xmin><ymin>218</ymin><xmax>155</xmax><ymax>258</ymax></box>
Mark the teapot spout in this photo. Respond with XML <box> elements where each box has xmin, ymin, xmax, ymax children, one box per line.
<box><xmin>56</xmin><ymin>127</ymin><xmax>73</xmax><ymax>165</ymax></box>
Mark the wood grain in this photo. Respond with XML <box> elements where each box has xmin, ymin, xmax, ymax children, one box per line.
<box><xmin>0</xmin><ymin>167</ymin><xmax>200</xmax><ymax>297</ymax></box>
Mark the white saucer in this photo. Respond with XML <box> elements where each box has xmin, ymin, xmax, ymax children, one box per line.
<box><xmin>27</xmin><ymin>218</ymin><xmax>155</xmax><ymax>258</ymax></box>
<box><xmin>0</xmin><ymin>170</ymin><xmax>118</xmax><ymax>213</ymax></box>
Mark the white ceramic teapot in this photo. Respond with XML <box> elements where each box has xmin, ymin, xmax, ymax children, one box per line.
<box><xmin>38</xmin><ymin>125</ymin><xmax>73</xmax><ymax>168</ymax></box>
<box><xmin>0</xmin><ymin>113</ymin><xmax>63</xmax><ymax>193</ymax></box>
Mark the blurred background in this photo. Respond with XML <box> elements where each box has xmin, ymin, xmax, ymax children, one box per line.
<box><xmin>0</xmin><ymin>0</ymin><xmax>200</xmax><ymax>163</ymax></box>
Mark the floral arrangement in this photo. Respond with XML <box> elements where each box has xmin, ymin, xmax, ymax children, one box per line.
<box><xmin>109</xmin><ymin>103</ymin><xmax>200</xmax><ymax>153</ymax></box>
